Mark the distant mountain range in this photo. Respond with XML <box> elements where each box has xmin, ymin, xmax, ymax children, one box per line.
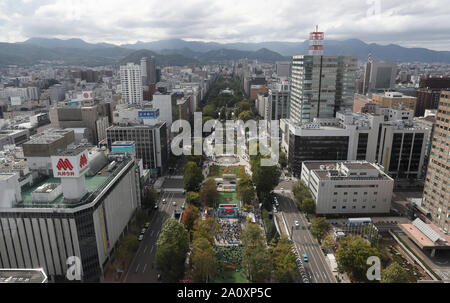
<box><xmin>0</xmin><ymin>37</ymin><xmax>449</xmax><ymax>67</ymax></box>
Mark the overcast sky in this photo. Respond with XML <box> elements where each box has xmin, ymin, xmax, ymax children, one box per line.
<box><xmin>0</xmin><ymin>0</ymin><xmax>449</xmax><ymax>50</ymax></box>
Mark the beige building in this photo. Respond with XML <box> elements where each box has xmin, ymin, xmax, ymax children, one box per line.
<box><xmin>372</xmin><ymin>92</ymin><xmax>417</xmax><ymax>115</ymax></box>
<box><xmin>422</xmin><ymin>91</ymin><xmax>450</xmax><ymax>233</ymax></box>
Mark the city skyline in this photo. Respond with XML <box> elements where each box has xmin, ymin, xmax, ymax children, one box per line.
<box><xmin>0</xmin><ymin>0</ymin><xmax>450</xmax><ymax>51</ymax></box>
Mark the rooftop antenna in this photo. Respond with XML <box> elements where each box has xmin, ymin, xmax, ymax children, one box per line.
<box><xmin>309</xmin><ymin>25</ymin><xmax>324</xmax><ymax>55</ymax></box>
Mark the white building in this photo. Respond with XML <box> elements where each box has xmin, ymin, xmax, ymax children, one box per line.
<box><xmin>301</xmin><ymin>161</ymin><xmax>394</xmax><ymax>215</ymax></box>
<box><xmin>282</xmin><ymin>108</ymin><xmax>430</xmax><ymax>179</ymax></box>
<box><xmin>120</xmin><ymin>63</ymin><xmax>143</xmax><ymax>105</ymax></box>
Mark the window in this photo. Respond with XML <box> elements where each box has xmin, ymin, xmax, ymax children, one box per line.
<box><xmin>332</xmin><ymin>206</ymin><xmax>336</xmax><ymax>209</ymax></box>
<box><xmin>344</xmin><ymin>192</ymin><xmax>348</xmax><ymax>195</ymax></box>
<box><xmin>342</xmin><ymin>206</ymin><xmax>346</xmax><ymax>209</ymax></box>
<box><xmin>362</xmin><ymin>206</ymin><xmax>366</xmax><ymax>209</ymax></box>
<box><xmin>364</xmin><ymin>192</ymin><xmax>368</xmax><ymax>195</ymax></box>
<box><xmin>372</xmin><ymin>206</ymin><xmax>376</xmax><ymax>209</ymax></box>
<box><xmin>333</xmin><ymin>192</ymin><xmax>338</xmax><ymax>195</ymax></box>
<box><xmin>352</xmin><ymin>206</ymin><xmax>356</xmax><ymax>209</ymax></box>
<box><xmin>354</xmin><ymin>192</ymin><xmax>358</xmax><ymax>195</ymax></box>
<box><xmin>374</xmin><ymin>192</ymin><xmax>378</xmax><ymax>195</ymax></box>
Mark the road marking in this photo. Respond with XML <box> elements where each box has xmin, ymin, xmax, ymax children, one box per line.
<box><xmin>150</xmin><ymin>246</ymin><xmax>154</xmax><ymax>254</ymax></box>
<box><xmin>143</xmin><ymin>245</ymin><xmax>147</xmax><ymax>253</ymax></box>
<box><xmin>135</xmin><ymin>264</ymin><xmax>140</xmax><ymax>273</ymax></box>
<box><xmin>143</xmin><ymin>264</ymin><xmax>148</xmax><ymax>273</ymax></box>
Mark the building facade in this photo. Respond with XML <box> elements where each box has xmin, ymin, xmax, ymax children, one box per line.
<box><xmin>120</xmin><ymin>63</ymin><xmax>143</xmax><ymax>105</ymax></box>
<box><xmin>290</xmin><ymin>55</ymin><xmax>357</xmax><ymax>123</ymax></box>
<box><xmin>422</xmin><ymin>92</ymin><xmax>450</xmax><ymax>232</ymax></box>
<box><xmin>301</xmin><ymin>161</ymin><xmax>394</xmax><ymax>215</ymax></box>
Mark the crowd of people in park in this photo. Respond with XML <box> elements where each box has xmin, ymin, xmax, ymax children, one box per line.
<box><xmin>215</xmin><ymin>218</ymin><xmax>242</xmax><ymax>245</ymax></box>
<box><xmin>215</xmin><ymin>246</ymin><xmax>243</xmax><ymax>270</ymax></box>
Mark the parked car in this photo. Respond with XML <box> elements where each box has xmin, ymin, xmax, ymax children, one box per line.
<box><xmin>140</xmin><ymin>228</ymin><xmax>146</xmax><ymax>234</ymax></box>
<box><xmin>144</xmin><ymin>222</ymin><xmax>150</xmax><ymax>228</ymax></box>
<box><xmin>162</xmin><ymin>199</ymin><xmax>166</xmax><ymax>204</ymax></box>
<box><xmin>138</xmin><ymin>234</ymin><xmax>144</xmax><ymax>241</ymax></box>
<box><xmin>295</xmin><ymin>220</ymin><xmax>300</xmax><ymax>227</ymax></box>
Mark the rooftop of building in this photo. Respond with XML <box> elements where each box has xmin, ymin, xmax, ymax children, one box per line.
<box><xmin>22</xmin><ymin>128</ymin><xmax>73</xmax><ymax>145</ymax></box>
<box><xmin>15</xmin><ymin>157</ymin><xmax>131</xmax><ymax>209</ymax></box>
<box><xmin>304</xmin><ymin>161</ymin><xmax>392</xmax><ymax>181</ymax></box>
<box><xmin>399</xmin><ymin>219</ymin><xmax>450</xmax><ymax>249</ymax></box>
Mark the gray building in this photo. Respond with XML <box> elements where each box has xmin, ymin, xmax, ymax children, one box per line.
<box><xmin>363</xmin><ymin>61</ymin><xmax>397</xmax><ymax>95</ymax></box>
<box><xmin>106</xmin><ymin>122</ymin><xmax>168</xmax><ymax>175</ymax></box>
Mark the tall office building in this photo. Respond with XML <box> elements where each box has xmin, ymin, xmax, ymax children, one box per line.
<box><xmin>140</xmin><ymin>57</ymin><xmax>157</xmax><ymax>86</ymax></box>
<box><xmin>120</xmin><ymin>63</ymin><xmax>143</xmax><ymax>105</ymax></box>
<box><xmin>415</xmin><ymin>77</ymin><xmax>450</xmax><ymax>117</ymax></box>
<box><xmin>363</xmin><ymin>60</ymin><xmax>397</xmax><ymax>95</ymax></box>
<box><xmin>290</xmin><ymin>55</ymin><xmax>357</xmax><ymax>123</ymax></box>
<box><xmin>422</xmin><ymin>92</ymin><xmax>450</xmax><ymax>232</ymax></box>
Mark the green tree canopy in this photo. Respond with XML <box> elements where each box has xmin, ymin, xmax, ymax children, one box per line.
<box><xmin>182</xmin><ymin>204</ymin><xmax>199</xmax><ymax>232</ymax></box>
<box><xmin>271</xmin><ymin>235</ymin><xmax>300</xmax><ymax>282</ymax></box>
<box><xmin>155</xmin><ymin>218</ymin><xmax>190</xmax><ymax>282</ymax></box>
<box><xmin>236</xmin><ymin>174</ymin><xmax>255</xmax><ymax>204</ymax></box>
<box><xmin>186</xmin><ymin>191</ymin><xmax>200</xmax><ymax>206</ymax></box>
<box><xmin>381</xmin><ymin>262</ymin><xmax>410</xmax><ymax>283</ymax></box>
<box><xmin>193</xmin><ymin>217</ymin><xmax>221</xmax><ymax>245</ymax></box>
<box><xmin>184</xmin><ymin>161</ymin><xmax>204</xmax><ymax>192</ymax></box>
<box><xmin>292</xmin><ymin>181</ymin><xmax>312</xmax><ymax>208</ymax></box>
<box><xmin>238</xmin><ymin>110</ymin><xmax>254</xmax><ymax>122</ymax></box>
<box><xmin>199</xmin><ymin>178</ymin><xmax>218</xmax><ymax>207</ymax></box>
<box><xmin>310</xmin><ymin>217</ymin><xmax>330</xmax><ymax>244</ymax></box>
<box><xmin>190</xmin><ymin>237</ymin><xmax>218</xmax><ymax>282</ymax></box>
<box><xmin>241</xmin><ymin>223</ymin><xmax>272</xmax><ymax>282</ymax></box>
<box><xmin>300</xmin><ymin>197</ymin><xmax>316</xmax><ymax>215</ymax></box>
<box><xmin>335</xmin><ymin>236</ymin><xmax>382</xmax><ymax>282</ymax></box>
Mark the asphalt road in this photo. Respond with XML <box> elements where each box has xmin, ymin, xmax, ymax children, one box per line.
<box><xmin>276</xmin><ymin>192</ymin><xmax>336</xmax><ymax>283</ymax></box>
<box><xmin>123</xmin><ymin>191</ymin><xmax>185</xmax><ymax>283</ymax></box>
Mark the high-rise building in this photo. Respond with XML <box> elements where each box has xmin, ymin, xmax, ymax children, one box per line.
<box><xmin>140</xmin><ymin>57</ymin><xmax>157</xmax><ymax>86</ymax></box>
<box><xmin>106</xmin><ymin>122</ymin><xmax>168</xmax><ymax>175</ymax></box>
<box><xmin>290</xmin><ymin>55</ymin><xmax>357</xmax><ymax>123</ymax></box>
<box><xmin>120</xmin><ymin>63</ymin><xmax>143</xmax><ymax>105</ymax></box>
<box><xmin>363</xmin><ymin>61</ymin><xmax>397</xmax><ymax>95</ymax></box>
<box><xmin>415</xmin><ymin>77</ymin><xmax>450</xmax><ymax>117</ymax></box>
<box><xmin>422</xmin><ymin>91</ymin><xmax>450</xmax><ymax>232</ymax></box>
<box><xmin>275</xmin><ymin>61</ymin><xmax>291</xmax><ymax>78</ymax></box>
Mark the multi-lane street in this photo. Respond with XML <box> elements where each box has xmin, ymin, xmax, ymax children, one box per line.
<box><xmin>123</xmin><ymin>191</ymin><xmax>185</xmax><ymax>283</ymax></box>
<box><xmin>275</xmin><ymin>192</ymin><xmax>336</xmax><ymax>283</ymax></box>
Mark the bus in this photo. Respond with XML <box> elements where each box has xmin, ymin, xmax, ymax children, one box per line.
<box><xmin>347</xmin><ymin>218</ymin><xmax>372</xmax><ymax>226</ymax></box>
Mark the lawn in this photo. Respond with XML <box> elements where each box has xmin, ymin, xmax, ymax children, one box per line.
<box><xmin>208</xmin><ymin>165</ymin><xmax>246</xmax><ymax>178</ymax></box>
<box><xmin>213</xmin><ymin>270</ymin><xmax>248</xmax><ymax>283</ymax></box>
<box><xmin>217</xmin><ymin>192</ymin><xmax>240</xmax><ymax>208</ymax></box>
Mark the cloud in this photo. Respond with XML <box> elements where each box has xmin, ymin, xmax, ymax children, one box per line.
<box><xmin>0</xmin><ymin>0</ymin><xmax>449</xmax><ymax>50</ymax></box>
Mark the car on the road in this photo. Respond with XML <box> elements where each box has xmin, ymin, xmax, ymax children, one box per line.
<box><xmin>140</xmin><ymin>228</ymin><xmax>146</xmax><ymax>234</ymax></box>
<box><xmin>273</xmin><ymin>206</ymin><xmax>278</xmax><ymax>213</ymax></box>
<box><xmin>162</xmin><ymin>199</ymin><xmax>166</xmax><ymax>204</ymax></box>
<box><xmin>138</xmin><ymin>234</ymin><xmax>144</xmax><ymax>241</ymax></box>
<box><xmin>172</xmin><ymin>201</ymin><xmax>176</xmax><ymax>206</ymax></box>
<box><xmin>157</xmin><ymin>273</ymin><xmax>161</xmax><ymax>280</ymax></box>
<box><xmin>144</xmin><ymin>222</ymin><xmax>150</xmax><ymax>228</ymax></box>
<box><xmin>154</xmin><ymin>204</ymin><xmax>158</xmax><ymax>209</ymax></box>
<box><xmin>295</xmin><ymin>220</ymin><xmax>300</xmax><ymax>227</ymax></box>
<box><xmin>302</xmin><ymin>253</ymin><xmax>308</xmax><ymax>262</ymax></box>
<box><xmin>180</xmin><ymin>205</ymin><xmax>185</xmax><ymax>210</ymax></box>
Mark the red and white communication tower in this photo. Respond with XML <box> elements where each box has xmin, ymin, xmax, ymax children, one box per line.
<box><xmin>309</xmin><ymin>25</ymin><xmax>324</xmax><ymax>55</ymax></box>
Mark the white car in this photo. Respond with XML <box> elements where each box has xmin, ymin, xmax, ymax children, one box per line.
<box><xmin>172</xmin><ymin>201</ymin><xmax>176</xmax><ymax>206</ymax></box>
<box><xmin>141</xmin><ymin>228</ymin><xmax>146</xmax><ymax>234</ymax></box>
<box><xmin>162</xmin><ymin>199</ymin><xmax>166</xmax><ymax>204</ymax></box>
<box><xmin>295</xmin><ymin>220</ymin><xmax>300</xmax><ymax>227</ymax></box>
<box><xmin>138</xmin><ymin>234</ymin><xmax>144</xmax><ymax>241</ymax></box>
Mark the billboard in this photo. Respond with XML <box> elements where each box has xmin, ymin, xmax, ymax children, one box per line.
<box><xmin>138</xmin><ymin>109</ymin><xmax>160</xmax><ymax>119</ymax></box>
<box><xmin>51</xmin><ymin>150</ymin><xmax>89</xmax><ymax>178</ymax></box>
